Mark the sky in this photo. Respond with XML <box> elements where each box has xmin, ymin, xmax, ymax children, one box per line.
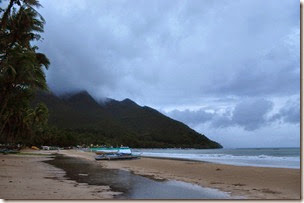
<box><xmin>36</xmin><ymin>0</ymin><xmax>300</xmax><ymax>148</ymax></box>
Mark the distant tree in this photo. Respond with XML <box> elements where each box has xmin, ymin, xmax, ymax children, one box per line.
<box><xmin>0</xmin><ymin>0</ymin><xmax>50</xmax><ymax>145</ymax></box>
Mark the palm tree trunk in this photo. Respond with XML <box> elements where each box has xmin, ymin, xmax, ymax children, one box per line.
<box><xmin>0</xmin><ymin>96</ymin><xmax>9</xmax><ymax>118</ymax></box>
<box><xmin>0</xmin><ymin>112</ymin><xmax>10</xmax><ymax>136</ymax></box>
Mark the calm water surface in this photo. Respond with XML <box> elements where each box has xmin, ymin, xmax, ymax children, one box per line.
<box><xmin>45</xmin><ymin>155</ymin><xmax>231</xmax><ymax>199</ymax></box>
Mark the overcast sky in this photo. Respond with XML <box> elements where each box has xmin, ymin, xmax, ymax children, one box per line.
<box><xmin>37</xmin><ymin>0</ymin><xmax>300</xmax><ymax>148</ymax></box>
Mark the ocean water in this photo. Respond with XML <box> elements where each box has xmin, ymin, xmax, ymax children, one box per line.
<box><xmin>133</xmin><ymin>148</ymin><xmax>300</xmax><ymax>169</ymax></box>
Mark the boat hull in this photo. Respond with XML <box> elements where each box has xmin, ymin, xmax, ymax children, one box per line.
<box><xmin>95</xmin><ymin>154</ymin><xmax>139</xmax><ymax>160</ymax></box>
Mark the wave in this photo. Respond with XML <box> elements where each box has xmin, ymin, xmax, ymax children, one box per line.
<box><xmin>135</xmin><ymin>152</ymin><xmax>300</xmax><ymax>169</ymax></box>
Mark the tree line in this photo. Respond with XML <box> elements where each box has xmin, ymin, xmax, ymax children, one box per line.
<box><xmin>0</xmin><ymin>0</ymin><xmax>50</xmax><ymax>146</ymax></box>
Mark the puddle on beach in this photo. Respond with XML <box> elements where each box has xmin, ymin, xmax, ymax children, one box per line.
<box><xmin>45</xmin><ymin>155</ymin><xmax>231</xmax><ymax>199</ymax></box>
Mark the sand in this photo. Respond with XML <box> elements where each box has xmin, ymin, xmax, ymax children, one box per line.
<box><xmin>0</xmin><ymin>149</ymin><xmax>301</xmax><ymax>200</ymax></box>
<box><xmin>101</xmin><ymin>157</ymin><xmax>301</xmax><ymax>199</ymax></box>
<box><xmin>59</xmin><ymin>150</ymin><xmax>301</xmax><ymax>199</ymax></box>
<box><xmin>0</xmin><ymin>152</ymin><xmax>120</xmax><ymax>200</ymax></box>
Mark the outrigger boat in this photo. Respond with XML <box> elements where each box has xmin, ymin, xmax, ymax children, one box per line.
<box><xmin>91</xmin><ymin>147</ymin><xmax>140</xmax><ymax>160</ymax></box>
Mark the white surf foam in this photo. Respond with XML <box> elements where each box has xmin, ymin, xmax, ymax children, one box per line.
<box><xmin>135</xmin><ymin>152</ymin><xmax>300</xmax><ymax>169</ymax></box>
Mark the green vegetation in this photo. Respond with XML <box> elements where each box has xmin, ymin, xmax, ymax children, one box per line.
<box><xmin>32</xmin><ymin>91</ymin><xmax>222</xmax><ymax>148</ymax></box>
<box><xmin>0</xmin><ymin>0</ymin><xmax>50</xmax><ymax>146</ymax></box>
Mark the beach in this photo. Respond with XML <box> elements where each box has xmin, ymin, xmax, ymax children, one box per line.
<box><xmin>0</xmin><ymin>152</ymin><xmax>120</xmax><ymax>199</ymax></box>
<box><xmin>0</xmin><ymin>149</ymin><xmax>301</xmax><ymax>200</ymax></box>
<box><xmin>102</xmin><ymin>157</ymin><xmax>301</xmax><ymax>199</ymax></box>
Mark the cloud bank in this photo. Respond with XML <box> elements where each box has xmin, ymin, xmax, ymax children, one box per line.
<box><xmin>37</xmin><ymin>0</ymin><xmax>300</xmax><ymax>147</ymax></box>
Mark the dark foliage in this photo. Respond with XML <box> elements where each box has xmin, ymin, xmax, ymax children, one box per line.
<box><xmin>32</xmin><ymin>91</ymin><xmax>222</xmax><ymax>148</ymax></box>
<box><xmin>0</xmin><ymin>0</ymin><xmax>50</xmax><ymax>146</ymax></box>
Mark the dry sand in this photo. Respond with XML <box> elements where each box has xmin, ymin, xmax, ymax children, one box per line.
<box><xmin>0</xmin><ymin>152</ymin><xmax>120</xmax><ymax>200</ymax></box>
<box><xmin>0</xmin><ymin>149</ymin><xmax>301</xmax><ymax>200</ymax></box>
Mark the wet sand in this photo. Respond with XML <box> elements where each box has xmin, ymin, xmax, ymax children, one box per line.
<box><xmin>60</xmin><ymin>150</ymin><xmax>301</xmax><ymax>199</ymax></box>
<box><xmin>0</xmin><ymin>149</ymin><xmax>301</xmax><ymax>199</ymax></box>
<box><xmin>46</xmin><ymin>155</ymin><xmax>231</xmax><ymax>199</ymax></box>
<box><xmin>0</xmin><ymin>153</ymin><xmax>120</xmax><ymax>199</ymax></box>
<box><xmin>103</xmin><ymin>157</ymin><xmax>301</xmax><ymax>199</ymax></box>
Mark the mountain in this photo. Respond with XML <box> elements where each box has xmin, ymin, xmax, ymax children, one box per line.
<box><xmin>33</xmin><ymin>91</ymin><xmax>222</xmax><ymax>148</ymax></box>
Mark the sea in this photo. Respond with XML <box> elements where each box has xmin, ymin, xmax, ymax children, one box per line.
<box><xmin>133</xmin><ymin>147</ymin><xmax>300</xmax><ymax>169</ymax></box>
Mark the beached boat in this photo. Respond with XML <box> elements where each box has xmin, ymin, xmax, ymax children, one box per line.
<box><xmin>95</xmin><ymin>153</ymin><xmax>139</xmax><ymax>160</ymax></box>
<box><xmin>92</xmin><ymin>147</ymin><xmax>140</xmax><ymax>160</ymax></box>
<box><xmin>0</xmin><ymin>148</ymin><xmax>19</xmax><ymax>154</ymax></box>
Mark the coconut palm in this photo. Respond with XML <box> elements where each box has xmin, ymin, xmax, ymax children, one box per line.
<box><xmin>0</xmin><ymin>0</ymin><xmax>50</xmax><ymax>145</ymax></box>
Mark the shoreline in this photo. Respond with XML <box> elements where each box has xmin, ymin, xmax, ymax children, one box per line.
<box><xmin>132</xmin><ymin>155</ymin><xmax>300</xmax><ymax>169</ymax></box>
<box><xmin>60</xmin><ymin>149</ymin><xmax>300</xmax><ymax>199</ymax></box>
<box><xmin>103</xmin><ymin>159</ymin><xmax>300</xmax><ymax>199</ymax></box>
<box><xmin>0</xmin><ymin>149</ymin><xmax>301</xmax><ymax>199</ymax></box>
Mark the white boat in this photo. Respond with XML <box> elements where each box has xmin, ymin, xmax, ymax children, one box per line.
<box><xmin>95</xmin><ymin>147</ymin><xmax>131</xmax><ymax>154</ymax></box>
<box><xmin>92</xmin><ymin>147</ymin><xmax>139</xmax><ymax>160</ymax></box>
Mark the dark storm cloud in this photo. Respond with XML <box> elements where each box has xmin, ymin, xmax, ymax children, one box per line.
<box><xmin>231</xmin><ymin>98</ymin><xmax>273</xmax><ymax>131</ymax></box>
<box><xmin>167</xmin><ymin>98</ymin><xmax>274</xmax><ymax>131</ymax></box>
<box><xmin>35</xmin><ymin>0</ymin><xmax>299</xmax><ymax>147</ymax></box>
<box><xmin>37</xmin><ymin>0</ymin><xmax>299</xmax><ymax>104</ymax></box>
<box><xmin>270</xmin><ymin>97</ymin><xmax>300</xmax><ymax>124</ymax></box>
<box><xmin>167</xmin><ymin>96</ymin><xmax>300</xmax><ymax>135</ymax></box>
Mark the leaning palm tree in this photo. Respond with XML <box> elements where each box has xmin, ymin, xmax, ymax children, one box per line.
<box><xmin>0</xmin><ymin>0</ymin><xmax>41</xmax><ymax>29</ymax></box>
<box><xmin>0</xmin><ymin>0</ymin><xmax>50</xmax><ymax>145</ymax></box>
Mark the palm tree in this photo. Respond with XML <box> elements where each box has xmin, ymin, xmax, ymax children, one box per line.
<box><xmin>0</xmin><ymin>0</ymin><xmax>41</xmax><ymax>30</ymax></box>
<box><xmin>0</xmin><ymin>0</ymin><xmax>50</xmax><ymax>145</ymax></box>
